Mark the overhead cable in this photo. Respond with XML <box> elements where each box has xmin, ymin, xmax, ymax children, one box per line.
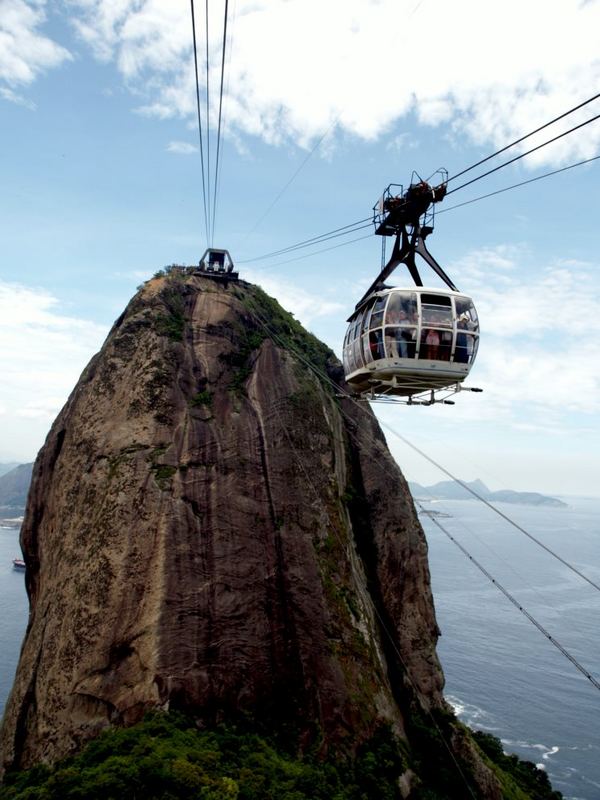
<box><xmin>239</xmin><ymin>120</ymin><xmax>339</xmax><ymax>249</ymax></box>
<box><xmin>439</xmin><ymin>154</ymin><xmax>600</xmax><ymax>215</ymax></box>
<box><xmin>256</xmin><ymin>231</ymin><xmax>373</xmax><ymax>269</ymax></box>
<box><xmin>448</xmin><ymin>91</ymin><xmax>600</xmax><ymax>184</ymax></box>
<box><xmin>240</xmin><ymin>217</ymin><xmax>372</xmax><ymax>263</ymax></box>
<box><xmin>375</xmin><ymin>422</ymin><xmax>600</xmax><ymax>594</ymax></box>
<box><xmin>213</xmin><ymin>0</ymin><xmax>238</xmax><ymax>238</ymax></box>
<box><xmin>244</xmin><ymin>149</ymin><xmax>599</xmax><ymax>271</ymax></box>
<box><xmin>237</xmin><ymin>0</ymin><xmax>432</xmax><ymax>248</ymax></box>
<box><xmin>242</xmin><ymin>100</ymin><xmax>600</xmax><ymax>267</ymax></box>
<box><xmin>420</xmin><ymin>504</ymin><xmax>600</xmax><ymax>692</ymax></box>
<box><xmin>190</xmin><ymin>0</ymin><xmax>209</xmax><ymax>243</ymax></box>
<box><xmin>211</xmin><ymin>0</ymin><xmax>230</xmax><ymax>244</ymax></box>
<box><xmin>205</xmin><ymin>0</ymin><xmax>212</xmax><ymax>242</ymax></box>
<box><xmin>446</xmin><ymin>111</ymin><xmax>600</xmax><ymax>196</ymax></box>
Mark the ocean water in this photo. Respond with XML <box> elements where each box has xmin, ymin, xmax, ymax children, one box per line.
<box><xmin>421</xmin><ymin>496</ymin><xmax>600</xmax><ymax>800</ymax></box>
<box><xmin>0</xmin><ymin>526</ymin><xmax>28</xmax><ymax>719</ymax></box>
<box><xmin>0</xmin><ymin>500</ymin><xmax>598</xmax><ymax>799</ymax></box>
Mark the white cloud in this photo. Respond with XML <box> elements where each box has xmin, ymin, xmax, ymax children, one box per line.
<box><xmin>386</xmin><ymin>132</ymin><xmax>418</xmax><ymax>153</ymax></box>
<box><xmin>65</xmin><ymin>0</ymin><xmax>600</xmax><ymax>164</ymax></box>
<box><xmin>432</xmin><ymin>247</ymin><xmax>600</xmax><ymax>419</ymax></box>
<box><xmin>167</xmin><ymin>139</ymin><xmax>197</xmax><ymax>154</ymax></box>
<box><xmin>0</xmin><ymin>281</ymin><xmax>107</xmax><ymax>460</ymax></box>
<box><xmin>455</xmin><ymin>248</ymin><xmax>600</xmax><ymax>340</ymax></box>
<box><xmin>0</xmin><ymin>85</ymin><xmax>35</xmax><ymax>108</ymax></box>
<box><xmin>0</xmin><ymin>0</ymin><xmax>72</xmax><ymax>99</ymax></box>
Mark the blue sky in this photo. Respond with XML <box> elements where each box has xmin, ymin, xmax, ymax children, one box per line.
<box><xmin>1</xmin><ymin>0</ymin><xmax>600</xmax><ymax>495</ymax></box>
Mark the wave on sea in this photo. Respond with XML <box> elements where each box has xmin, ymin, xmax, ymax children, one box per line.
<box><xmin>447</xmin><ymin>694</ymin><xmax>600</xmax><ymax>799</ymax></box>
<box><xmin>501</xmin><ymin>740</ymin><xmax>560</xmax><ymax>771</ymax></box>
<box><xmin>446</xmin><ymin>694</ymin><xmax>501</xmax><ymax>732</ymax></box>
<box><xmin>447</xmin><ymin>695</ymin><xmax>562</xmax><ymax>769</ymax></box>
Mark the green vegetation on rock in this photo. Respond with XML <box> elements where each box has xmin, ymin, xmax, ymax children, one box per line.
<box><xmin>0</xmin><ymin>713</ymin><xmax>563</xmax><ymax>800</ymax></box>
<box><xmin>155</xmin><ymin>288</ymin><xmax>186</xmax><ymax>342</ymax></box>
<box><xmin>237</xmin><ymin>285</ymin><xmax>337</xmax><ymax>378</ymax></box>
<box><xmin>151</xmin><ymin>464</ymin><xmax>177</xmax><ymax>489</ymax></box>
<box><xmin>219</xmin><ymin>327</ymin><xmax>266</xmax><ymax>394</ymax></box>
<box><xmin>0</xmin><ymin>714</ymin><xmax>406</xmax><ymax>800</ymax></box>
<box><xmin>189</xmin><ymin>390</ymin><xmax>213</xmax><ymax>409</ymax></box>
<box><xmin>473</xmin><ymin>731</ymin><xmax>563</xmax><ymax>800</ymax></box>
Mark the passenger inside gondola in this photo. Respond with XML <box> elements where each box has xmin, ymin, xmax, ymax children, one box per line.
<box><xmin>369</xmin><ymin>330</ymin><xmax>385</xmax><ymax>360</ymax></box>
<box><xmin>438</xmin><ymin>330</ymin><xmax>452</xmax><ymax>360</ymax></box>
<box><xmin>422</xmin><ymin>328</ymin><xmax>440</xmax><ymax>359</ymax></box>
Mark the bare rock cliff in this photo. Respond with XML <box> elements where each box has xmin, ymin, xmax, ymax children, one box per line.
<box><xmin>0</xmin><ymin>274</ymin><xmax>500</xmax><ymax>796</ymax></box>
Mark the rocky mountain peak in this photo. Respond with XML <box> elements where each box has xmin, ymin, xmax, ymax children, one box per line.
<box><xmin>0</xmin><ymin>272</ymin><xmax>505</xmax><ymax>797</ymax></box>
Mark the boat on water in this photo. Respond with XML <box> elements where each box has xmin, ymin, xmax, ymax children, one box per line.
<box><xmin>12</xmin><ymin>558</ymin><xmax>25</xmax><ymax>570</ymax></box>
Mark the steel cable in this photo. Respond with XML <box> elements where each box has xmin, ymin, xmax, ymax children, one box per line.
<box><xmin>238</xmin><ymin>120</ymin><xmax>339</xmax><ymax>249</ymax></box>
<box><xmin>204</xmin><ymin>0</ymin><xmax>213</xmax><ymax>242</ymax></box>
<box><xmin>446</xmin><ymin>112</ymin><xmax>600</xmax><ymax>196</ymax></box>
<box><xmin>211</xmin><ymin>0</ymin><xmax>229</xmax><ymax>245</ymax></box>
<box><xmin>438</xmin><ymin>154</ymin><xmax>600</xmax><ymax>215</ymax></box>
<box><xmin>240</xmin><ymin>217</ymin><xmax>372</xmax><ymax>263</ymax></box>
<box><xmin>190</xmin><ymin>0</ymin><xmax>209</xmax><ymax>243</ymax></box>
<box><xmin>448</xmin><ymin>91</ymin><xmax>600</xmax><ymax>184</ymax></box>
<box><xmin>420</xmin><ymin>503</ymin><xmax>600</xmax><ymax>692</ymax></box>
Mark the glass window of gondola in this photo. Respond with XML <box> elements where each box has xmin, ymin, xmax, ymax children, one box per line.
<box><xmin>369</xmin><ymin>295</ymin><xmax>387</xmax><ymax>329</ymax></box>
<box><xmin>358</xmin><ymin>301</ymin><xmax>373</xmax><ymax>365</ymax></box>
<box><xmin>348</xmin><ymin>310</ymin><xmax>360</xmax><ymax>366</ymax></box>
<box><xmin>367</xmin><ymin>329</ymin><xmax>384</xmax><ymax>361</ymax></box>
<box><xmin>361</xmin><ymin>331</ymin><xmax>371</xmax><ymax>365</ymax></box>
<box><xmin>455</xmin><ymin>331</ymin><xmax>479</xmax><ymax>363</ymax></box>
<box><xmin>421</xmin><ymin>293</ymin><xmax>453</xmax><ymax>328</ymax></box>
<box><xmin>439</xmin><ymin>330</ymin><xmax>452</xmax><ymax>360</ymax></box>
<box><xmin>385</xmin><ymin>327</ymin><xmax>417</xmax><ymax>360</ymax></box>
<box><xmin>385</xmin><ymin>292</ymin><xmax>418</xmax><ymax>325</ymax></box>
<box><xmin>352</xmin><ymin>311</ymin><xmax>363</xmax><ymax>341</ymax></box>
<box><xmin>353</xmin><ymin>332</ymin><xmax>364</xmax><ymax>369</ymax></box>
<box><xmin>384</xmin><ymin>291</ymin><xmax>417</xmax><ymax>359</ymax></box>
<box><xmin>457</xmin><ymin>332</ymin><xmax>476</xmax><ymax>363</ymax></box>
<box><xmin>360</xmin><ymin>303</ymin><xmax>373</xmax><ymax>334</ymax></box>
<box><xmin>346</xmin><ymin>340</ymin><xmax>356</xmax><ymax>372</ymax></box>
<box><xmin>455</xmin><ymin>297</ymin><xmax>479</xmax><ymax>331</ymax></box>
<box><xmin>420</xmin><ymin>328</ymin><xmax>439</xmax><ymax>360</ymax></box>
<box><xmin>419</xmin><ymin>327</ymin><xmax>452</xmax><ymax>361</ymax></box>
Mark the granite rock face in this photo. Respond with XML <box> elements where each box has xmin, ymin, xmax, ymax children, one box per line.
<box><xmin>0</xmin><ymin>273</ymin><xmax>500</xmax><ymax>796</ymax></box>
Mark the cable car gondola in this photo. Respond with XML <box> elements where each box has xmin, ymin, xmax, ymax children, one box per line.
<box><xmin>343</xmin><ymin>176</ymin><xmax>481</xmax><ymax>405</ymax></box>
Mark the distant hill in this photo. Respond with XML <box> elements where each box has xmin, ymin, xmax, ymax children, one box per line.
<box><xmin>0</xmin><ymin>462</ymin><xmax>20</xmax><ymax>478</ymax></box>
<box><xmin>409</xmin><ymin>478</ymin><xmax>567</xmax><ymax>508</ymax></box>
<box><xmin>0</xmin><ymin>462</ymin><xmax>33</xmax><ymax>515</ymax></box>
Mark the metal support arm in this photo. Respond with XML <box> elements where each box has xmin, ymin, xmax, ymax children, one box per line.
<box><xmin>355</xmin><ymin>223</ymin><xmax>457</xmax><ymax>309</ymax></box>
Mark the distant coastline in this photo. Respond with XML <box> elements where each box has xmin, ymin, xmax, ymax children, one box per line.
<box><xmin>0</xmin><ymin>463</ymin><xmax>33</xmax><ymax>527</ymax></box>
<box><xmin>409</xmin><ymin>478</ymin><xmax>568</xmax><ymax>508</ymax></box>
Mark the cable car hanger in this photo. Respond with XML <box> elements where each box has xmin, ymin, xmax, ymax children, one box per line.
<box><xmin>343</xmin><ymin>170</ymin><xmax>482</xmax><ymax>405</ymax></box>
<box><xmin>357</xmin><ymin>170</ymin><xmax>455</xmax><ymax>310</ymax></box>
